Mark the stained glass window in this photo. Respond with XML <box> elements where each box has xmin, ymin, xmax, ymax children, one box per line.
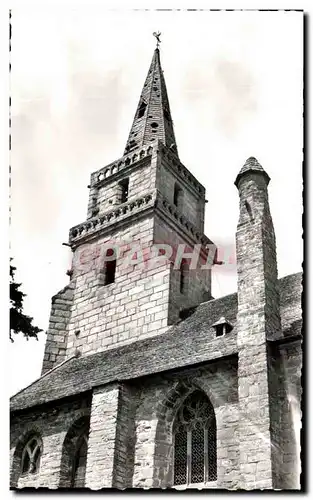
<box><xmin>173</xmin><ymin>390</ymin><xmax>217</xmax><ymax>486</ymax></box>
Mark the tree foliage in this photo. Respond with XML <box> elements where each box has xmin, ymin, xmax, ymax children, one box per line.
<box><xmin>10</xmin><ymin>260</ymin><xmax>42</xmax><ymax>342</ymax></box>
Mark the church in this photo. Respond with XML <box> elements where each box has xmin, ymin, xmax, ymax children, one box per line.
<box><xmin>10</xmin><ymin>39</ymin><xmax>302</xmax><ymax>490</ymax></box>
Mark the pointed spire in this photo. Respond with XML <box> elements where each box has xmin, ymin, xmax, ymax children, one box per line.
<box><xmin>234</xmin><ymin>156</ymin><xmax>270</xmax><ymax>188</ymax></box>
<box><xmin>124</xmin><ymin>44</ymin><xmax>179</xmax><ymax>158</ymax></box>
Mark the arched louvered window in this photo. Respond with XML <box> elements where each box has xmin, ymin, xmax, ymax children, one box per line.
<box><xmin>71</xmin><ymin>434</ymin><xmax>88</xmax><ymax>488</ymax></box>
<box><xmin>21</xmin><ymin>435</ymin><xmax>43</xmax><ymax>475</ymax></box>
<box><xmin>173</xmin><ymin>390</ymin><xmax>217</xmax><ymax>486</ymax></box>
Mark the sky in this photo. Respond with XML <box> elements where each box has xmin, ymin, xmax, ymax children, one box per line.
<box><xmin>9</xmin><ymin>9</ymin><xmax>303</xmax><ymax>396</ymax></box>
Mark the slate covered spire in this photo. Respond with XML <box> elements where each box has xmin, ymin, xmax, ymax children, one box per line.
<box><xmin>124</xmin><ymin>47</ymin><xmax>179</xmax><ymax>158</ymax></box>
<box><xmin>234</xmin><ymin>156</ymin><xmax>270</xmax><ymax>188</ymax></box>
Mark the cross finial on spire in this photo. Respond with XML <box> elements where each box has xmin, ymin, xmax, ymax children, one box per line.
<box><xmin>153</xmin><ymin>31</ymin><xmax>161</xmax><ymax>48</ymax></box>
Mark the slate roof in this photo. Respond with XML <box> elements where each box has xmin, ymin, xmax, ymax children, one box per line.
<box><xmin>234</xmin><ymin>156</ymin><xmax>270</xmax><ymax>187</ymax></box>
<box><xmin>10</xmin><ymin>272</ymin><xmax>302</xmax><ymax>413</ymax></box>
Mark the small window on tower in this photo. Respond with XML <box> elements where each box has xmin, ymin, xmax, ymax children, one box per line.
<box><xmin>119</xmin><ymin>178</ymin><xmax>129</xmax><ymax>204</ymax></box>
<box><xmin>137</xmin><ymin>101</ymin><xmax>147</xmax><ymax>119</ymax></box>
<box><xmin>174</xmin><ymin>183</ymin><xmax>183</xmax><ymax>210</ymax></box>
<box><xmin>104</xmin><ymin>256</ymin><xmax>117</xmax><ymax>285</ymax></box>
<box><xmin>180</xmin><ymin>260</ymin><xmax>188</xmax><ymax>294</ymax></box>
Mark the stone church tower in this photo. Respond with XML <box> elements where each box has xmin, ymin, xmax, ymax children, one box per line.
<box><xmin>40</xmin><ymin>46</ymin><xmax>214</xmax><ymax>373</ymax></box>
<box><xmin>10</xmin><ymin>43</ymin><xmax>302</xmax><ymax>490</ymax></box>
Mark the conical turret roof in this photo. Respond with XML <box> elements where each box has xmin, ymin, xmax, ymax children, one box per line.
<box><xmin>235</xmin><ymin>157</ymin><xmax>270</xmax><ymax>187</ymax></box>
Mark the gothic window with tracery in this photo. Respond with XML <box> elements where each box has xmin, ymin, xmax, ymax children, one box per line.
<box><xmin>21</xmin><ymin>436</ymin><xmax>43</xmax><ymax>475</ymax></box>
<box><xmin>173</xmin><ymin>390</ymin><xmax>217</xmax><ymax>486</ymax></box>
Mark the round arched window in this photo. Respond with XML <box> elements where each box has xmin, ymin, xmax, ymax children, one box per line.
<box><xmin>21</xmin><ymin>436</ymin><xmax>43</xmax><ymax>475</ymax></box>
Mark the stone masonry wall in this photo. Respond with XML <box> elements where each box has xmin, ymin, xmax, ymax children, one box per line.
<box><xmin>96</xmin><ymin>160</ymin><xmax>154</xmax><ymax>214</ymax></box>
<box><xmin>132</xmin><ymin>360</ymin><xmax>239</xmax><ymax>489</ymax></box>
<box><xmin>157</xmin><ymin>156</ymin><xmax>204</xmax><ymax>231</ymax></box>
<box><xmin>154</xmin><ymin>214</ymin><xmax>211</xmax><ymax>324</ymax></box>
<box><xmin>10</xmin><ymin>396</ymin><xmax>91</xmax><ymax>489</ymax></box>
<box><xmin>86</xmin><ymin>146</ymin><xmax>156</xmax><ymax>220</ymax></box>
<box><xmin>85</xmin><ymin>384</ymin><xmax>119</xmax><ymax>489</ymax></box>
<box><xmin>66</xmin><ymin>215</ymin><xmax>173</xmax><ymax>357</ymax></box>
<box><xmin>41</xmin><ymin>281</ymin><xmax>75</xmax><ymax>375</ymax></box>
<box><xmin>44</xmin><ymin>140</ymin><xmax>211</xmax><ymax>363</ymax></box>
<box><xmin>276</xmin><ymin>340</ymin><xmax>302</xmax><ymax>489</ymax></box>
<box><xmin>64</xmin><ymin>177</ymin><xmax>211</xmax><ymax>359</ymax></box>
<box><xmin>85</xmin><ymin>383</ymin><xmax>137</xmax><ymax>489</ymax></box>
<box><xmin>112</xmin><ymin>384</ymin><xmax>137</xmax><ymax>489</ymax></box>
<box><xmin>11</xmin><ymin>339</ymin><xmax>301</xmax><ymax>490</ymax></box>
<box><xmin>43</xmin><ymin>210</ymin><xmax>211</xmax><ymax>365</ymax></box>
<box><xmin>236</xmin><ymin>171</ymin><xmax>284</xmax><ymax>489</ymax></box>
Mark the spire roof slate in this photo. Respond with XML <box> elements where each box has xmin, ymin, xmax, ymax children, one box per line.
<box><xmin>234</xmin><ymin>156</ymin><xmax>271</xmax><ymax>187</ymax></box>
<box><xmin>124</xmin><ymin>48</ymin><xmax>179</xmax><ymax>158</ymax></box>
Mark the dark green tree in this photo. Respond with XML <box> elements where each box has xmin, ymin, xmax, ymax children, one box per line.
<box><xmin>10</xmin><ymin>260</ymin><xmax>42</xmax><ymax>342</ymax></box>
